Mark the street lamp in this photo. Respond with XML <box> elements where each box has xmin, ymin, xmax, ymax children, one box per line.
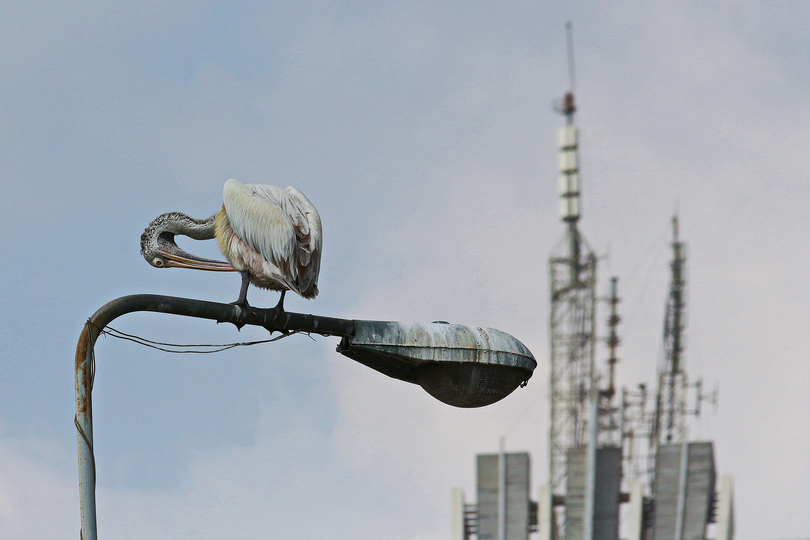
<box><xmin>75</xmin><ymin>294</ymin><xmax>536</xmax><ymax>539</ymax></box>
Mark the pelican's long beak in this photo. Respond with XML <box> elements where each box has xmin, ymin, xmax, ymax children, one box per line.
<box><xmin>158</xmin><ymin>250</ymin><xmax>236</xmax><ymax>271</ymax></box>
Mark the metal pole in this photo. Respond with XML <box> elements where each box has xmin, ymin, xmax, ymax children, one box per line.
<box><xmin>75</xmin><ymin>325</ymin><xmax>96</xmax><ymax>540</ymax></box>
<box><xmin>75</xmin><ymin>294</ymin><xmax>355</xmax><ymax>539</ymax></box>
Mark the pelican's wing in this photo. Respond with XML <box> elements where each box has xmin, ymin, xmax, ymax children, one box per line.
<box><xmin>283</xmin><ymin>185</ymin><xmax>322</xmax><ymax>296</ymax></box>
<box><xmin>223</xmin><ymin>179</ymin><xmax>321</xmax><ymax>295</ymax></box>
<box><xmin>223</xmin><ymin>180</ymin><xmax>297</xmax><ymax>276</ymax></box>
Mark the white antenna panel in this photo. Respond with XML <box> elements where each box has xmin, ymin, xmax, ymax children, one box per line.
<box><xmin>559</xmin><ymin>195</ymin><xmax>580</xmax><ymax>220</ymax></box>
<box><xmin>558</xmin><ymin>125</ymin><xmax>578</xmax><ymax>149</ymax></box>
<box><xmin>559</xmin><ymin>173</ymin><xmax>579</xmax><ymax>196</ymax></box>
<box><xmin>557</xmin><ymin>125</ymin><xmax>580</xmax><ymax>221</ymax></box>
<box><xmin>559</xmin><ymin>150</ymin><xmax>578</xmax><ymax>174</ymax></box>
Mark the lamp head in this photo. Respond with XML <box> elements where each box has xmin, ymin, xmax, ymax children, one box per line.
<box><xmin>337</xmin><ymin>320</ymin><xmax>536</xmax><ymax>408</ymax></box>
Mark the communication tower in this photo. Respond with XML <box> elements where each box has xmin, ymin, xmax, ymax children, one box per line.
<box><xmin>548</xmin><ymin>24</ymin><xmax>627</xmax><ymax>540</ymax></box>
<box><xmin>548</xmin><ymin>21</ymin><xmax>598</xmax><ymax>497</ymax></box>
<box><xmin>452</xmin><ymin>24</ymin><xmax>734</xmax><ymax>540</ymax></box>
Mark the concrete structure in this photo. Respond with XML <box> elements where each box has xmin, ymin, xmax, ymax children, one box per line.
<box><xmin>715</xmin><ymin>475</ymin><xmax>735</xmax><ymax>540</ymax></box>
<box><xmin>476</xmin><ymin>452</ymin><xmax>532</xmax><ymax>540</ymax></box>
<box><xmin>564</xmin><ymin>447</ymin><xmax>622</xmax><ymax>540</ymax></box>
<box><xmin>653</xmin><ymin>442</ymin><xmax>716</xmax><ymax>540</ymax></box>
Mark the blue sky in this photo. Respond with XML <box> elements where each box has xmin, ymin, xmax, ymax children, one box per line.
<box><xmin>1</xmin><ymin>2</ymin><xmax>808</xmax><ymax>538</ymax></box>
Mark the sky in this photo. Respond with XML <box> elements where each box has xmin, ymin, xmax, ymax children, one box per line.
<box><xmin>0</xmin><ymin>1</ymin><xmax>808</xmax><ymax>539</ymax></box>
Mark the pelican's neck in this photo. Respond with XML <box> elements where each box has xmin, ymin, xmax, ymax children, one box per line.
<box><xmin>159</xmin><ymin>212</ymin><xmax>217</xmax><ymax>240</ymax></box>
<box><xmin>141</xmin><ymin>212</ymin><xmax>233</xmax><ymax>269</ymax></box>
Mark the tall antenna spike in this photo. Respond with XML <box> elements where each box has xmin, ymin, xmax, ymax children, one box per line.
<box><xmin>566</xmin><ymin>21</ymin><xmax>576</xmax><ymax>95</ymax></box>
<box><xmin>554</xmin><ymin>22</ymin><xmax>577</xmax><ymax>122</ymax></box>
<box><xmin>672</xmin><ymin>215</ymin><xmax>679</xmax><ymax>243</ymax></box>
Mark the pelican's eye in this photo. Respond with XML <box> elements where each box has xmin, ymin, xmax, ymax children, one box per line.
<box><xmin>152</xmin><ymin>257</ymin><xmax>165</xmax><ymax>267</ymax></box>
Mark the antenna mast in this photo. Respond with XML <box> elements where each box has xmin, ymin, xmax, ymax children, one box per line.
<box><xmin>651</xmin><ymin>216</ymin><xmax>688</xmax><ymax>452</ymax></box>
<box><xmin>565</xmin><ymin>21</ymin><xmax>577</xmax><ymax>122</ymax></box>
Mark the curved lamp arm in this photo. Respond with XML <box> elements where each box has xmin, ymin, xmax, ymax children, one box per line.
<box><xmin>75</xmin><ymin>294</ymin><xmax>353</xmax><ymax>539</ymax></box>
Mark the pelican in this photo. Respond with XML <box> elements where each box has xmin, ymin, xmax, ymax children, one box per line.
<box><xmin>140</xmin><ymin>179</ymin><xmax>322</xmax><ymax>310</ymax></box>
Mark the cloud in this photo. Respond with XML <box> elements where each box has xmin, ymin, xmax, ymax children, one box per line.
<box><xmin>0</xmin><ymin>435</ymin><xmax>76</xmax><ymax>539</ymax></box>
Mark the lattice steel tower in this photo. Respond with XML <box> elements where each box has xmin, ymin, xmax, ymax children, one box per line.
<box><xmin>651</xmin><ymin>216</ymin><xmax>688</xmax><ymax>452</ymax></box>
<box><xmin>548</xmin><ymin>22</ymin><xmax>598</xmax><ymax>495</ymax></box>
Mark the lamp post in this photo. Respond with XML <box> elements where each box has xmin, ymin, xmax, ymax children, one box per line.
<box><xmin>75</xmin><ymin>294</ymin><xmax>536</xmax><ymax>539</ymax></box>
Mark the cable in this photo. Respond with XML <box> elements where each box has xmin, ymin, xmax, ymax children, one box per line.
<box><xmin>88</xmin><ymin>321</ymin><xmax>299</xmax><ymax>354</ymax></box>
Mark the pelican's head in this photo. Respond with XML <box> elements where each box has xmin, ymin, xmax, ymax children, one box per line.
<box><xmin>140</xmin><ymin>212</ymin><xmax>235</xmax><ymax>271</ymax></box>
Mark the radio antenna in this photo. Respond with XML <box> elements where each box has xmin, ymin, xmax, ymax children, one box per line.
<box><xmin>566</xmin><ymin>21</ymin><xmax>576</xmax><ymax>95</ymax></box>
<box><xmin>554</xmin><ymin>22</ymin><xmax>577</xmax><ymax>123</ymax></box>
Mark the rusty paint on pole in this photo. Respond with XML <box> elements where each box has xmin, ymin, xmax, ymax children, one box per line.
<box><xmin>75</xmin><ymin>322</ymin><xmax>97</xmax><ymax>540</ymax></box>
